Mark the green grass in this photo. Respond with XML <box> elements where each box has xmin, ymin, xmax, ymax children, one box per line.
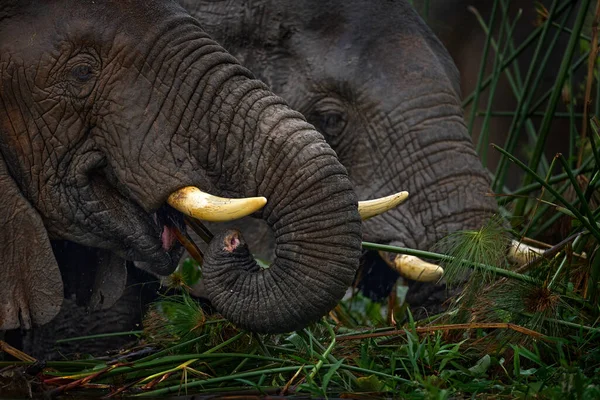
<box><xmin>3</xmin><ymin>0</ymin><xmax>600</xmax><ymax>398</ymax></box>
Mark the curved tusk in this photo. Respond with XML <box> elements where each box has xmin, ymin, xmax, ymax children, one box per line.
<box><xmin>379</xmin><ymin>251</ymin><xmax>443</xmax><ymax>282</ymax></box>
<box><xmin>507</xmin><ymin>239</ymin><xmax>545</xmax><ymax>265</ymax></box>
<box><xmin>167</xmin><ymin>186</ymin><xmax>267</xmax><ymax>222</ymax></box>
<box><xmin>358</xmin><ymin>191</ymin><xmax>409</xmax><ymax>220</ymax></box>
<box><xmin>394</xmin><ymin>254</ymin><xmax>444</xmax><ymax>282</ymax></box>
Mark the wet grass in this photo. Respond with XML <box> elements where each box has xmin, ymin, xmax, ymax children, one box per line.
<box><xmin>3</xmin><ymin>0</ymin><xmax>600</xmax><ymax>398</ymax></box>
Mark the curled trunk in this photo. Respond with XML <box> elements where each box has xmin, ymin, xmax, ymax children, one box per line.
<box><xmin>194</xmin><ymin>93</ymin><xmax>362</xmax><ymax>332</ymax></box>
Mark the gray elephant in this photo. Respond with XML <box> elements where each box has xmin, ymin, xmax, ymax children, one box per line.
<box><xmin>0</xmin><ymin>0</ymin><xmax>369</xmax><ymax>351</ymax></box>
<box><xmin>180</xmin><ymin>0</ymin><xmax>498</xmax><ymax>306</ymax></box>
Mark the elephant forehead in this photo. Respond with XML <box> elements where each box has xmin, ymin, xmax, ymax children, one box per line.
<box><xmin>0</xmin><ymin>0</ymin><xmax>192</xmax><ymax>51</ymax></box>
<box><xmin>282</xmin><ymin>3</ymin><xmax>458</xmax><ymax>91</ymax></box>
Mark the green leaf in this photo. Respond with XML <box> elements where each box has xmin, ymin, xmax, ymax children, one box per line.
<box><xmin>519</xmin><ymin>368</ymin><xmax>538</xmax><ymax>377</ymax></box>
<box><xmin>322</xmin><ymin>358</ymin><xmax>344</xmax><ymax>393</ymax></box>
<box><xmin>285</xmin><ymin>333</ymin><xmax>310</xmax><ymax>357</ymax></box>
<box><xmin>355</xmin><ymin>375</ymin><xmax>385</xmax><ymax>392</ymax></box>
<box><xmin>255</xmin><ymin>257</ymin><xmax>270</xmax><ymax>269</ymax></box>
<box><xmin>180</xmin><ymin>258</ymin><xmax>201</xmax><ymax>286</ymax></box>
<box><xmin>469</xmin><ymin>354</ymin><xmax>491</xmax><ymax>377</ymax></box>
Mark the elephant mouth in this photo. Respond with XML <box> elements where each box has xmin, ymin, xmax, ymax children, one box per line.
<box><xmin>153</xmin><ymin>205</ymin><xmax>185</xmax><ymax>252</ymax></box>
<box><xmin>356</xmin><ymin>249</ymin><xmax>402</xmax><ymax>301</ymax></box>
<box><xmin>356</xmin><ymin>242</ymin><xmax>445</xmax><ymax>301</ymax></box>
<box><xmin>131</xmin><ymin>204</ymin><xmax>186</xmax><ymax>274</ymax></box>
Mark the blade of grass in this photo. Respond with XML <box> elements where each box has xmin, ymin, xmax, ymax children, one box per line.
<box><xmin>308</xmin><ymin>322</ymin><xmax>336</xmax><ymax>379</ymax></box>
<box><xmin>518</xmin><ymin>313</ymin><xmax>600</xmax><ymax>333</ymax></box>
<box><xmin>546</xmin><ymin>232</ymin><xmax>585</xmax><ymax>290</ymax></box>
<box><xmin>467</xmin><ymin>0</ymin><xmax>499</xmax><ymax>139</ymax></box>
<box><xmin>99</xmin><ymin>353</ymin><xmax>291</xmax><ymax>381</ymax></box>
<box><xmin>476</xmin><ymin>4</ymin><xmax>523</xmax><ymax>166</ymax></box>
<box><xmin>587</xmin><ymin>117</ymin><xmax>600</xmax><ymax>179</ymax></box>
<box><xmin>494</xmin><ymin>144</ymin><xmax>600</xmax><ymax>241</ymax></box>
<box><xmin>462</xmin><ymin>0</ymin><xmax>576</xmax><ymax>109</ymax></box>
<box><xmin>577</xmin><ymin>0</ymin><xmax>600</xmax><ymax>167</ymax></box>
<box><xmin>134</xmin><ymin>365</ymin><xmax>312</xmax><ymax>397</ymax></box>
<box><xmin>497</xmin><ymin>154</ymin><xmax>595</xmax><ymax>206</ymax></box>
<box><xmin>588</xmin><ymin>249</ymin><xmax>600</xmax><ymax>304</ymax></box>
<box><xmin>499</xmin><ymin>0</ymin><xmax>524</xmax><ymax>89</ymax></box>
<box><xmin>55</xmin><ymin>330</ymin><xmax>143</xmax><ymax>343</ymax></box>
<box><xmin>133</xmin><ymin>335</ymin><xmax>208</xmax><ymax>364</ymax></box>
<box><xmin>521</xmin><ymin>155</ymin><xmax>560</xmax><ymax>238</ymax></box>
<box><xmin>476</xmin><ymin>111</ymin><xmax>584</xmax><ymax>118</ymax></box>
<box><xmin>597</xmin><ymin>52</ymin><xmax>600</xmax><ymax>117</ymax></box>
<box><xmin>492</xmin><ymin>0</ymin><xmax>570</xmax><ymax>192</ymax></box>
<box><xmin>569</xmin><ymin>73</ymin><xmax>577</xmax><ymax>168</ymax></box>
<box><xmin>515</xmin><ymin>0</ymin><xmax>593</xmax><ymax>214</ymax></box>
<box><xmin>557</xmin><ymin>153</ymin><xmax>600</xmax><ymax>234</ymax></box>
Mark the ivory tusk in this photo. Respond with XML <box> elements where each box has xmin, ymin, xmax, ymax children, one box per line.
<box><xmin>358</xmin><ymin>191</ymin><xmax>409</xmax><ymax>220</ymax></box>
<box><xmin>378</xmin><ymin>251</ymin><xmax>444</xmax><ymax>282</ymax></box>
<box><xmin>507</xmin><ymin>239</ymin><xmax>545</xmax><ymax>265</ymax></box>
<box><xmin>167</xmin><ymin>186</ymin><xmax>267</xmax><ymax>222</ymax></box>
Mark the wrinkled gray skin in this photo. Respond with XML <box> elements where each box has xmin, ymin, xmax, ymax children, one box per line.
<box><xmin>0</xmin><ymin>0</ymin><xmax>362</xmax><ymax>358</ymax></box>
<box><xmin>181</xmin><ymin>0</ymin><xmax>498</xmax><ymax>306</ymax></box>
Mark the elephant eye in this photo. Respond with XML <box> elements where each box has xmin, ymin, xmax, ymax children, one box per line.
<box><xmin>71</xmin><ymin>64</ymin><xmax>94</xmax><ymax>83</ymax></box>
<box><xmin>315</xmin><ymin>111</ymin><xmax>347</xmax><ymax>137</ymax></box>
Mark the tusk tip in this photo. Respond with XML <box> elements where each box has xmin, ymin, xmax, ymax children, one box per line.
<box><xmin>394</xmin><ymin>254</ymin><xmax>443</xmax><ymax>282</ymax></box>
<box><xmin>378</xmin><ymin>251</ymin><xmax>443</xmax><ymax>282</ymax></box>
<box><xmin>507</xmin><ymin>239</ymin><xmax>545</xmax><ymax>265</ymax></box>
<box><xmin>358</xmin><ymin>191</ymin><xmax>410</xmax><ymax>220</ymax></box>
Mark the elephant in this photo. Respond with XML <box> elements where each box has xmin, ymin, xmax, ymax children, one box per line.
<box><xmin>0</xmin><ymin>0</ymin><xmax>375</xmax><ymax>355</ymax></box>
<box><xmin>179</xmin><ymin>0</ymin><xmax>499</xmax><ymax>307</ymax></box>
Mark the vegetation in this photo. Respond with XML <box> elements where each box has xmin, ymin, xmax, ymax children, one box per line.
<box><xmin>2</xmin><ymin>0</ymin><xmax>600</xmax><ymax>397</ymax></box>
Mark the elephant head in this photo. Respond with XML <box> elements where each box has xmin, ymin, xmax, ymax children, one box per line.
<box><xmin>0</xmin><ymin>0</ymin><xmax>365</xmax><ymax>333</ymax></box>
<box><xmin>181</xmin><ymin>0</ymin><xmax>499</xmax><ymax>307</ymax></box>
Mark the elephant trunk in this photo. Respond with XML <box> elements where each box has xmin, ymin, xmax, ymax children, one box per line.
<box><xmin>184</xmin><ymin>79</ymin><xmax>362</xmax><ymax>332</ymax></box>
<box><xmin>408</xmin><ymin>124</ymin><xmax>497</xmax><ymax>250</ymax></box>
<box><xmin>395</xmin><ymin>122</ymin><xmax>497</xmax><ymax>311</ymax></box>
<box><xmin>357</xmin><ymin>115</ymin><xmax>497</xmax><ymax>300</ymax></box>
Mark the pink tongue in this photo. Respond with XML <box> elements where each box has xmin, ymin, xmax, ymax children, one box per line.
<box><xmin>161</xmin><ymin>226</ymin><xmax>177</xmax><ymax>250</ymax></box>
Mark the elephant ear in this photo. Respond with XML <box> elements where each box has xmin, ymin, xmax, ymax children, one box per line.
<box><xmin>0</xmin><ymin>153</ymin><xmax>63</xmax><ymax>330</ymax></box>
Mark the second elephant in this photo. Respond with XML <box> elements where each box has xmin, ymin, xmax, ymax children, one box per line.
<box><xmin>181</xmin><ymin>0</ymin><xmax>499</xmax><ymax>308</ymax></box>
